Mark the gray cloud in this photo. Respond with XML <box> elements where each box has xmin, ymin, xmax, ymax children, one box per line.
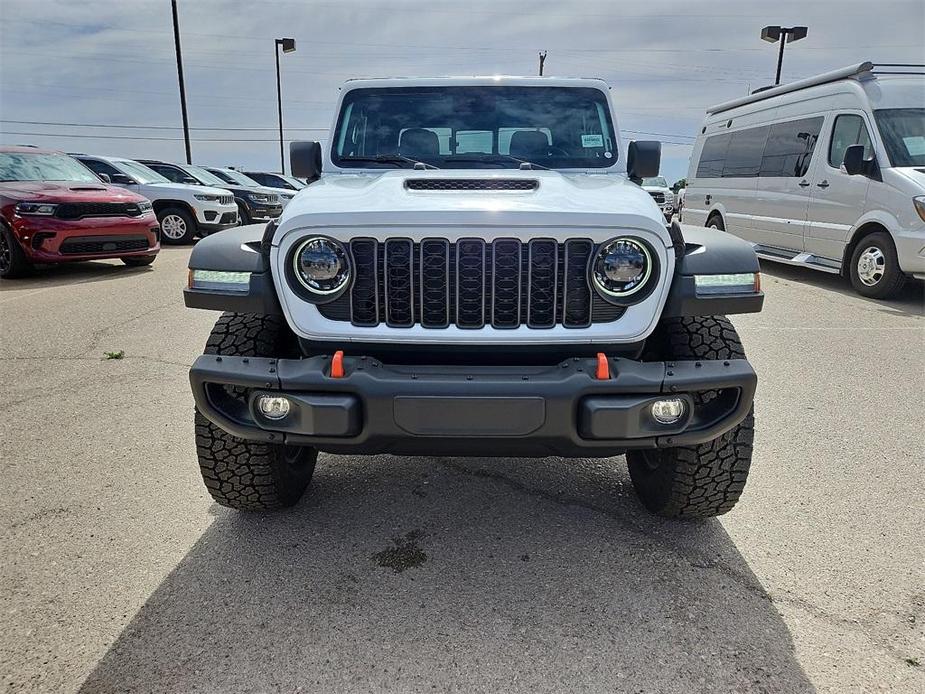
<box><xmin>1</xmin><ymin>0</ymin><xmax>922</xmax><ymax>183</ymax></box>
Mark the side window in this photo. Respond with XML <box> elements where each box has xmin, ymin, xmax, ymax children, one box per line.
<box><xmin>695</xmin><ymin>133</ymin><xmax>731</xmax><ymax>178</ymax></box>
<box><xmin>722</xmin><ymin>126</ymin><xmax>770</xmax><ymax>178</ymax></box>
<box><xmin>759</xmin><ymin>117</ymin><xmax>824</xmax><ymax>177</ymax></box>
<box><xmin>150</xmin><ymin>165</ymin><xmax>183</xmax><ymax>183</ymax></box>
<box><xmin>81</xmin><ymin>159</ymin><xmax>120</xmax><ymax>177</ymax></box>
<box><xmin>828</xmin><ymin>114</ymin><xmax>872</xmax><ymax>168</ymax></box>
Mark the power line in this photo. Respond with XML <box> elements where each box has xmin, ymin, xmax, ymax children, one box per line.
<box><xmin>0</xmin><ymin>119</ymin><xmax>327</xmax><ymax>132</ymax></box>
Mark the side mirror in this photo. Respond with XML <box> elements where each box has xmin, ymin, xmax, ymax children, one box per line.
<box><xmin>627</xmin><ymin>140</ymin><xmax>661</xmax><ymax>181</ymax></box>
<box><xmin>110</xmin><ymin>173</ymin><xmax>134</xmax><ymax>185</ymax></box>
<box><xmin>97</xmin><ymin>173</ymin><xmax>111</xmax><ymax>183</ymax></box>
<box><xmin>842</xmin><ymin>144</ymin><xmax>866</xmax><ymax>176</ymax></box>
<box><xmin>290</xmin><ymin>141</ymin><xmax>322</xmax><ymax>179</ymax></box>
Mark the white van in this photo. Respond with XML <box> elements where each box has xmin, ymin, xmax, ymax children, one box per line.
<box><xmin>684</xmin><ymin>62</ymin><xmax>924</xmax><ymax>298</ymax></box>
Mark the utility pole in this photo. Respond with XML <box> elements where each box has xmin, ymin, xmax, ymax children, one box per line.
<box><xmin>538</xmin><ymin>51</ymin><xmax>547</xmax><ymax>76</ymax></box>
<box><xmin>171</xmin><ymin>0</ymin><xmax>191</xmax><ymax>164</ymax></box>
<box><xmin>275</xmin><ymin>38</ymin><xmax>296</xmax><ymax>174</ymax></box>
<box><xmin>760</xmin><ymin>25</ymin><xmax>808</xmax><ymax>85</ymax></box>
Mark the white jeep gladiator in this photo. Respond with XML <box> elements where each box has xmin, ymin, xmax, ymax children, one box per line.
<box><xmin>184</xmin><ymin>77</ymin><xmax>764</xmax><ymax>519</ymax></box>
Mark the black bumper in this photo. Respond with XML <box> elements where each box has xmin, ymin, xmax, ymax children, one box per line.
<box><xmin>190</xmin><ymin>353</ymin><xmax>756</xmax><ymax>457</ymax></box>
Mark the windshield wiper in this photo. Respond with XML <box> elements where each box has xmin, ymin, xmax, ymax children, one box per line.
<box><xmin>340</xmin><ymin>154</ymin><xmax>439</xmax><ymax>169</ymax></box>
<box><xmin>448</xmin><ymin>155</ymin><xmax>550</xmax><ymax>170</ymax></box>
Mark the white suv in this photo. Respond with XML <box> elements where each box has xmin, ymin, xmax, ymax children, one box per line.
<box><xmin>76</xmin><ymin>155</ymin><xmax>238</xmax><ymax>244</ymax></box>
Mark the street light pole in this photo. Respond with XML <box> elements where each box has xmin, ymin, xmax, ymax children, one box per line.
<box><xmin>760</xmin><ymin>25</ymin><xmax>808</xmax><ymax>85</ymax></box>
<box><xmin>275</xmin><ymin>38</ymin><xmax>296</xmax><ymax>174</ymax></box>
<box><xmin>171</xmin><ymin>0</ymin><xmax>191</xmax><ymax>164</ymax></box>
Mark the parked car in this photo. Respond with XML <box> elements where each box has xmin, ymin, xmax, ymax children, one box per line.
<box><xmin>138</xmin><ymin>160</ymin><xmax>283</xmax><ymax>226</ymax></box>
<box><xmin>74</xmin><ymin>155</ymin><xmax>237</xmax><ymax>244</ymax></box>
<box><xmin>240</xmin><ymin>170</ymin><xmax>307</xmax><ymax>191</ymax></box>
<box><xmin>203</xmin><ymin>167</ymin><xmax>297</xmax><ymax>206</ymax></box>
<box><xmin>183</xmin><ymin>76</ymin><xmax>765</xmax><ymax>519</ymax></box>
<box><xmin>0</xmin><ymin>146</ymin><xmax>160</xmax><ymax>279</ymax></box>
<box><xmin>675</xmin><ymin>186</ymin><xmax>686</xmax><ymax>220</ymax></box>
<box><xmin>684</xmin><ymin>61</ymin><xmax>925</xmax><ymax>299</ymax></box>
<box><xmin>641</xmin><ymin>176</ymin><xmax>674</xmax><ymax>221</ymax></box>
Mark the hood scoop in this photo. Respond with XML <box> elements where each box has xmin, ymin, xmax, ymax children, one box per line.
<box><xmin>404</xmin><ymin>178</ymin><xmax>538</xmax><ymax>192</ymax></box>
<box><xmin>69</xmin><ymin>185</ymin><xmax>105</xmax><ymax>191</ymax></box>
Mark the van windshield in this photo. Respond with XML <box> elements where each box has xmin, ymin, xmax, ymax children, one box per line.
<box><xmin>332</xmin><ymin>86</ymin><xmax>617</xmax><ymax>169</ymax></box>
<box><xmin>874</xmin><ymin>108</ymin><xmax>925</xmax><ymax>167</ymax></box>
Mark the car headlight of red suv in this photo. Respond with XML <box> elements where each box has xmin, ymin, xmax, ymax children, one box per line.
<box><xmin>15</xmin><ymin>202</ymin><xmax>58</xmax><ymax>216</ymax></box>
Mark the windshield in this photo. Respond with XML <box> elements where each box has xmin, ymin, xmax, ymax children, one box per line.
<box><xmin>643</xmin><ymin>177</ymin><xmax>668</xmax><ymax>187</ymax></box>
<box><xmin>181</xmin><ymin>164</ymin><xmax>228</xmax><ymax>186</ymax></box>
<box><xmin>115</xmin><ymin>160</ymin><xmax>170</xmax><ymax>184</ymax></box>
<box><xmin>214</xmin><ymin>168</ymin><xmax>260</xmax><ymax>187</ymax></box>
<box><xmin>0</xmin><ymin>152</ymin><xmax>100</xmax><ymax>183</ymax></box>
<box><xmin>332</xmin><ymin>86</ymin><xmax>617</xmax><ymax>169</ymax></box>
<box><xmin>874</xmin><ymin>108</ymin><xmax>925</xmax><ymax>167</ymax></box>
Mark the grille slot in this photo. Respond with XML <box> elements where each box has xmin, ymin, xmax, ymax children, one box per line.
<box><xmin>384</xmin><ymin>239</ymin><xmax>414</xmax><ymax>327</ymax></box>
<box><xmin>405</xmin><ymin>179</ymin><xmax>538</xmax><ymax>191</ymax></box>
<box><xmin>59</xmin><ymin>235</ymin><xmax>149</xmax><ymax>255</ymax></box>
<box><xmin>317</xmin><ymin>238</ymin><xmax>627</xmax><ymax>329</ymax></box>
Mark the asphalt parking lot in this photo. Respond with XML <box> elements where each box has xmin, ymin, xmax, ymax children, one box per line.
<box><xmin>0</xmin><ymin>247</ymin><xmax>922</xmax><ymax>693</ymax></box>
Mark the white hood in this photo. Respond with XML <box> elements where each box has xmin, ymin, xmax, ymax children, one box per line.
<box><xmin>277</xmin><ymin>170</ymin><xmax>668</xmax><ymax>239</ymax></box>
<box><xmin>146</xmin><ymin>182</ymin><xmax>229</xmax><ymax>197</ymax></box>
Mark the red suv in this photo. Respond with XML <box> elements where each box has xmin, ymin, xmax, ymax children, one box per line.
<box><xmin>0</xmin><ymin>146</ymin><xmax>161</xmax><ymax>279</ymax></box>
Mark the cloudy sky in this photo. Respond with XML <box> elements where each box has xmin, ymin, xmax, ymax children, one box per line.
<box><xmin>1</xmin><ymin>0</ymin><xmax>922</xmax><ymax>183</ymax></box>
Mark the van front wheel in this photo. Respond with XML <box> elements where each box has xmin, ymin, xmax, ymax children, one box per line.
<box><xmin>849</xmin><ymin>231</ymin><xmax>905</xmax><ymax>299</ymax></box>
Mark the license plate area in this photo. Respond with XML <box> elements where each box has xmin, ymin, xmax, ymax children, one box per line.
<box><xmin>393</xmin><ymin>396</ymin><xmax>546</xmax><ymax>436</ymax></box>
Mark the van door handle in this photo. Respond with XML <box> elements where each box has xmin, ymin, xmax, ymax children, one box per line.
<box><xmin>798</xmin><ymin>180</ymin><xmax>810</xmax><ymax>187</ymax></box>
<box><xmin>705</xmin><ymin>194</ymin><xmax>711</xmax><ymax>204</ymax></box>
<box><xmin>817</xmin><ymin>180</ymin><xmax>829</xmax><ymax>188</ymax></box>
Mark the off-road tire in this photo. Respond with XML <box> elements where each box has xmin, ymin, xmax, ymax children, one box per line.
<box><xmin>848</xmin><ymin>231</ymin><xmax>906</xmax><ymax>299</ymax></box>
<box><xmin>121</xmin><ymin>255</ymin><xmax>157</xmax><ymax>267</ymax></box>
<box><xmin>0</xmin><ymin>223</ymin><xmax>33</xmax><ymax>279</ymax></box>
<box><xmin>157</xmin><ymin>206</ymin><xmax>197</xmax><ymax>245</ymax></box>
<box><xmin>194</xmin><ymin>313</ymin><xmax>317</xmax><ymax>510</ymax></box>
<box><xmin>627</xmin><ymin>316</ymin><xmax>755</xmax><ymax>519</ymax></box>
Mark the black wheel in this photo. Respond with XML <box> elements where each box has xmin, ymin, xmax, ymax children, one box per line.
<box><xmin>626</xmin><ymin>316</ymin><xmax>755</xmax><ymax>519</ymax></box>
<box><xmin>121</xmin><ymin>255</ymin><xmax>157</xmax><ymax>267</ymax></box>
<box><xmin>848</xmin><ymin>231</ymin><xmax>906</xmax><ymax>299</ymax></box>
<box><xmin>236</xmin><ymin>202</ymin><xmax>250</xmax><ymax>227</ymax></box>
<box><xmin>706</xmin><ymin>213</ymin><xmax>725</xmax><ymax>231</ymax></box>
<box><xmin>194</xmin><ymin>313</ymin><xmax>317</xmax><ymax>510</ymax></box>
<box><xmin>157</xmin><ymin>206</ymin><xmax>196</xmax><ymax>245</ymax></box>
<box><xmin>0</xmin><ymin>223</ymin><xmax>33</xmax><ymax>279</ymax></box>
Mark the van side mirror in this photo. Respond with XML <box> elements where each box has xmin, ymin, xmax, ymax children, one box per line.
<box><xmin>290</xmin><ymin>141</ymin><xmax>322</xmax><ymax>179</ymax></box>
<box><xmin>97</xmin><ymin>173</ymin><xmax>111</xmax><ymax>183</ymax></box>
<box><xmin>627</xmin><ymin>140</ymin><xmax>661</xmax><ymax>181</ymax></box>
<box><xmin>842</xmin><ymin>144</ymin><xmax>866</xmax><ymax>176</ymax></box>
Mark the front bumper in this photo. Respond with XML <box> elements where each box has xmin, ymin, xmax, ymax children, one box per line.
<box><xmin>13</xmin><ymin>213</ymin><xmax>160</xmax><ymax>263</ymax></box>
<box><xmin>246</xmin><ymin>202</ymin><xmax>283</xmax><ymax>222</ymax></box>
<box><xmin>194</xmin><ymin>201</ymin><xmax>238</xmax><ymax>226</ymax></box>
<box><xmin>190</xmin><ymin>353</ymin><xmax>756</xmax><ymax>457</ymax></box>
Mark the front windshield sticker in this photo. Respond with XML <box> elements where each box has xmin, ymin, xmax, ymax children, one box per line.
<box><xmin>581</xmin><ymin>134</ymin><xmax>604</xmax><ymax>148</ymax></box>
<box><xmin>902</xmin><ymin>136</ymin><xmax>925</xmax><ymax>156</ymax></box>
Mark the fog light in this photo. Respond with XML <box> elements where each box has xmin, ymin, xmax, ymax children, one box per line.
<box><xmin>256</xmin><ymin>395</ymin><xmax>291</xmax><ymax>420</ymax></box>
<box><xmin>651</xmin><ymin>398</ymin><xmax>685</xmax><ymax>425</ymax></box>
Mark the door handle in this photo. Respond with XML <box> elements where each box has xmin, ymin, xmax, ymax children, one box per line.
<box><xmin>817</xmin><ymin>180</ymin><xmax>829</xmax><ymax>188</ymax></box>
<box><xmin>798</xmin><ymin>180</ymin><xmax>810</xmax><ymax>187</ymax></box>
<box><xmin>705</xmin><ymin>194</ymin><xmax>712</xmax><ymax>204</ymax></box>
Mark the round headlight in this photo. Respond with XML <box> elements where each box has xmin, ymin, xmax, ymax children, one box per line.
<box><xmin>292</xmin><ymin>237</ymin><xmax>350</xmax><ymax>294</ymax></box>
<box><xmin>591</xmin><ymin>237</ymin><xmax>653</xmax><ymax>299</ymax></box>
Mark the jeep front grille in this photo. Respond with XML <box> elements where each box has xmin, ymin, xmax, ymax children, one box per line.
<box><xmin>316</xmin><ymin>238</ymin><xmax>625</xmax><ymax>329</ymax></box>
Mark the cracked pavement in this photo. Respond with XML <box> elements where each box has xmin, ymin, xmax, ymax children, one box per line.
<box><xmin>1</xmin><ymin>247</ymin><xmax>923</xmax><ymax>693</ymax></box>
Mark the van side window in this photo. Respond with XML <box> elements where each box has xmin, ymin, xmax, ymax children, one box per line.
<box><xmin>828</xmin><ymin>114</ymin><xmax>872</xmax><ymax>168</ymax></box>
<box><xmin>759</xmin><ymin>117</ymin><xmax>824</xmax><ymax>178</ymax></box>
<box><xmin>722</xmin><ymin>126</ymin><xmax>769</xmax><ymax>177</ymax></box>
<box><xmin>695</xmin><ymin>133</ymin><xmax>731</xmax><ymax>178</ymax></box>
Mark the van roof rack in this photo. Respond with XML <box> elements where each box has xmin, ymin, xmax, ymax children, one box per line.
<box><xmin>706</xmin><ymin>61</ymin><xmax>924</xmax><ymax>115</ymax></box>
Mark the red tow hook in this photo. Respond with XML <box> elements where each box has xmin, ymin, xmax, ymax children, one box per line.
<box><xmin>595</xmin><ymin>352</ymin><xmax>610</xmax><ymax>380</ymax></box>
<box><xmin>330</xmin><ymin>350</ymin><xmax>345</xmax><ymax>378</ymax></box>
